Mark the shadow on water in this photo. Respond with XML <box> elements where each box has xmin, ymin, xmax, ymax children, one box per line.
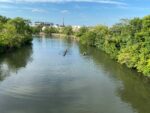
<box><xmin>0</xmin><ymin>45</ymin><xmax>33</xmax><ymax>81</ymax></box>
<box><xmin>78</xmin><ymin>44</ymin><xmax>150</xmax><ymax>113</ymax></box>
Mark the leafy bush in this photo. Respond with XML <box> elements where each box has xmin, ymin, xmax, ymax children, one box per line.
<box><xmin>78</xmin><ymin>15</ymin><xmax>150</xmax><ymax>76</ymax></box>
<box><xmin>0</xmin><ymin>16</ymin><xmax>32</xmax><ymax>53</ymax></box>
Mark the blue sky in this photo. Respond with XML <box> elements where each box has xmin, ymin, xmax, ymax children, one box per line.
<box><xmin>0</xmin><ymin>0</ymin><xmax>150</xmax><ymax>26</ymax></box>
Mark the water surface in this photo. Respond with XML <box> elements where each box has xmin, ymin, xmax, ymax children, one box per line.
<box><xmin>0</xmin><ymin>36</ymin><xmax>150</xmax><ymax>113</ymax></box>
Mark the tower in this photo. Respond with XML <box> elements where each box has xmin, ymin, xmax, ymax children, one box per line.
<box><xmin>63</xmin><ymin>17</ymin><xmax>65</xmax><ymax>27</ymax></box>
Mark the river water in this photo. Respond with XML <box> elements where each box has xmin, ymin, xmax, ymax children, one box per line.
<box><xmin>0</xmin><ymin>36</ymin><xmax>150</xmax><ymax>113</ymax></box>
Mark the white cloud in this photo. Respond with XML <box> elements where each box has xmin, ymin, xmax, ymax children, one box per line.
<box><xmin>0</xmin><ymin>0</ymin><xmax>126</xmax><ymax>5</ymax></box>
<box><xmin>32</xmin><ymin>8</ymin><xmax>47</xmax><ymax>13</ymax></box>
<box><xmin>61</xmin><ymin>10</ymin><xmax>69</xmax><ymax>14</ymax></box>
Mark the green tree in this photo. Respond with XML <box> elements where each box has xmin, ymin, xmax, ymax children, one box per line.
<box><xmin>62</xmin><ymin>26</ymin><xmax>73</xmax><ymax>35</ymax></box>
<box><xmin>76</xmin><ymin>26</ymin><xmax>89</xmax><ymax>37</ymax></box>
<box><xmin>78</xmin><ymin>15</ymin><xmax>150</xmax><ymax>76</ymax></box>
<box><xmin>0</xmin><ymin>16</ymin><xmax>32</xmax><ymax>53</ymax></box>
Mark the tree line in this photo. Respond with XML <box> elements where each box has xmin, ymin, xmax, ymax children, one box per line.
<box><xmin>0</xmin><ymin>15</ymin><xmax>32</xmax><ymax>53</ymax></box>
<box><xmin>32</xmin><ymin>25</ymin><xmax>73</xmax><ymax>36</ymax></box>
<box><xmin>1</xmin><ymin>15</ymin><xmax>150</xmax><ymax>76</ymax></box>
<box><xmin>76</xmin><ymin>15</ymin><xmax>150</xmax><ymax>76</ymax></box>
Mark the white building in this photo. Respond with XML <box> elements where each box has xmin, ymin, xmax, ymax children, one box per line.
<box><xmin>42</xmin><ymin>26</ymin><xmax>47</xmax><ymax>31</ymax></box>
<box><xmin>72</xmin><ymin>25</ymin><xmax>81</xmax><ymax>32</ymax></box>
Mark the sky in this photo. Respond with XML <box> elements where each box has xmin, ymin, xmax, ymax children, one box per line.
<box><xmin>0</xmin><ymin>0</ymin><xmax>150</xmax><ymax>26</ymax></box>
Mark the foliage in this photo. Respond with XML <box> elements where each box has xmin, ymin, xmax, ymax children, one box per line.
<box><xmin>0</xmin><ymin>16</ymin><xmax>32</xmax><ymax>53</ymax></box>
<box><xmin>44</xmin><ymin>27</ymin><xmax>58</xmax><ymax>35</ymax></box>
<box><xmin>31</xmin><ymin>25</ymin><xmax>42</xmax><ymax>34</ymax></box>
<box><xmin>80</xmin><ymin>31</ymin><xmax>96</xmax><ymax>46</ymax></box>
<box><xmin>76</xmin><ymin>26</ymin><xmax>89</xmax><ymax>37</ymax></box>
<box><xmin>78</xmin><ymin>16</ymin><xmax>150</xmax><ymax>76</ymax></box>
<box><xmin>62</xmin><ymin>26</ymin><xmax>73</xmax><ymax>35</ymax></box>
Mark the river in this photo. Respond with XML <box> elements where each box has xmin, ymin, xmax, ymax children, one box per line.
<box><xmin>0</xmin><ymin>36</ymin><xmax>150</xmax><ymax>113</ymax></box>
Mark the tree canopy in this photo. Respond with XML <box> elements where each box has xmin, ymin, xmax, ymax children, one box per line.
<box><xmin>78</xmin><ymin>15</ymin><xmax>150</xmax><ymax>76</ymax></box>
<box><xmin>0</xmin><ymin>16</ymin><xmax>32</xmax><ymax>53</ymax></box>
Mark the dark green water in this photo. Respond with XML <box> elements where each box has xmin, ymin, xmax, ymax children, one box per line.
<box><xmin>0</xmin><ymin>36</ymin><xmax>150</xmax><ymax>113</ymax></box>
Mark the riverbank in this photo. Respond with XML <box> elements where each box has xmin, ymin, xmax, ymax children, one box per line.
<box><xmin>10</xmin><ymin>14</ymin><xmax>149</xmax><ymax>77</ymax></box>
<box><xmin>37</xmin><ymin>32</ymin><xmax>75</xmax><ymax>38</ymax></box>
<box><xmin>52</xmin><ymin>33</ymin><xmax>76</xmax><ymax>39</ymax></box>
<box><xmin>0</xmin><ymin>40</ymin><xmax>32</xmax><ymax>53</ymax></box>
<box><xmin>48</xmin><ymin>23</ymin><xmax>150</xmax><ymax>78</ymax></box>
<box><xmin>0</xmin><ymin>35</ymin><xmax>32</xmax><ymax>54</ymax></box>
<box><xmin>0</xmin><ymin>16</ymin><xmax>33</xmax><ymax>53</ymax></box>
<box><xmin>77</xmin><ymin>16</ymin><xmax>150</xmax><ymax>77</ymax></box>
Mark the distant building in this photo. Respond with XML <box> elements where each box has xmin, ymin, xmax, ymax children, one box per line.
<box><xmin>72</xmin><ymin>25</ymin><xmax>81</xmax><ymax>32</ymax></box>
<box><xmin>35</xmin><ymin>21</ymin><xmax>54</xmax><ymax>27</ymax></box>
<box><xmin>33</xmin><ymin>21</ymin><xmax>81</xmax><ymax>32</ymax></box>
<box><xmin>53</xmin><ymin>24</ymin><xmax>60</xmax><ymax>28</ymax></box>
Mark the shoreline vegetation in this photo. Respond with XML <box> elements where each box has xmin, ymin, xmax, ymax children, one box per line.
<box><xmin>1</xmin><ymin>14</ymin><xmax>150</xmax><ymax>77</ymax></box>
<box><xmin>0</xmin><ymin>15</ymin><xmax>32</xmax><ymax>53</ymax></box>
<box><xmin>76</xmin><ymin>15</ymin><xmax>150</xmax><ymax>77</ymax></box>
<box><xmin>32</xmin><ymin>15</ymin><xmax>150</xmax><ymax>77</ymax></box>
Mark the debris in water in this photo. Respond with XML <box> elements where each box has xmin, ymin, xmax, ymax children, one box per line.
<box><xmin>83</xmin><ymin>52</ymin><xmax>87</xmax><ymax>56</ymax></box>
<box><xmin>63</xmin><ymin>49</ymin><xmax>68</xmax><ymax>56</ymax></box>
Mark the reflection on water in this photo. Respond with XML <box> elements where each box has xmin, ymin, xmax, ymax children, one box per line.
<box><xmin>0</xmin><ymin>45</ymin><xmax>33</xmax><ymax>81</ymax></box>
<box><xmin>0</xmin><ymin>37</ymin><xmax>149</xmax><ymax>113</ymax></box>
<box><xmin>79</xmin><ymin>44</ymin><xmax>150</xmax><ymax>113</ymax></box>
